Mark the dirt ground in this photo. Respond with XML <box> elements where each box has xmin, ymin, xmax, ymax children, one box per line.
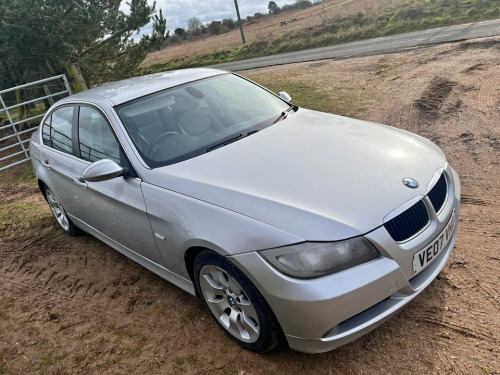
<box><xmin>142</xmin><ymin>0</ymin><xmax>403</xmax><ymax>67</ymax></box>
<box><xmin>1</xmin><ymin>37</ymin><xmax>500</xmax><ymax>374</ymax></box>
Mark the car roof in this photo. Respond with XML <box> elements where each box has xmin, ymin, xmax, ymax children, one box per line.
<box><xmin>58</xmin><ymin>68</ymin><xmax>228</xmax><ymax>106</ymax></box>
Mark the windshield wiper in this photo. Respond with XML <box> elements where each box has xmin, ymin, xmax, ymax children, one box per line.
<box><xmin>206</xmin><ymin>130</ymin><xmax>259</xmax><ymax>153</ymax></box>
<box><xmin>273</xmin><ymin>105</ymin><xmax>298</xmax><ymax>124</ymax></box>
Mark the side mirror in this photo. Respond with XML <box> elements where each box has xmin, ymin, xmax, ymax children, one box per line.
<box><xmin>83</xmin><ymin>159</ymin><xmax>124</xmax><ymax>182</ymax></box>
<box><xmin>278</xmin><ymin>91</ymin><xmax>292</xmax><ymax>102</ymax></box>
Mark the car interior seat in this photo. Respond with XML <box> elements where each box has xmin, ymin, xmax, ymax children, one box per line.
<box><xmin>172</xmin><ymin>92</ymin><xmax>225</xmax><ymax>137</ymax></box>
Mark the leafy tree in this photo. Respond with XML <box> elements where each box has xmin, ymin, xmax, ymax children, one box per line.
<box><xmin>295</xmin><ymin>0</ymin><xmax>312</xmax><ymax>9</ymax></box>
<box><xmin>174</xmin><ymin>27</ymin><xmax>186</xmax><ymax>36</ymax></box>
<box><xmin>268</xmin><ymin>1</ymin><xmax>279</xmax><ymax>14</ymax></box>
<box><xmin>0</xmin><ymin>0</ymin><xmax>157</xmax><ymax>90</ymax></box>
<box><xmin>221</xmin><ymin>18</ymin><xmax>236</xmax><ymax>29</ymax></box>
<box><xmin>207</xmin><ymin>21</ymin><xmax>222</xmax><ymax>35</ymax></box>
<box><xmin>148</xmin><ymin>9</ymin><xmax>169</xmax><ymax>51</ymax></box>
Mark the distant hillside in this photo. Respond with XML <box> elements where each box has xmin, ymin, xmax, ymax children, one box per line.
<box><xmin>142</xmin><ymin>0</ymin><xmax>500</xmax><ymax>72</ymax></box>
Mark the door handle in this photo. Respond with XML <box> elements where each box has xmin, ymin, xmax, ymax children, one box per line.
<box><xmin>42</xmin><ymin>160</ymin><xmax>51</xmax><ymax>169</ymax></box>
<box><xmin>73</xmin><ymin>177</ymin><xmax>88</xmax><ymax>188</ymax></box>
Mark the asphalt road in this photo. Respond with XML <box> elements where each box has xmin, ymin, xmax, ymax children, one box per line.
<box><xmin>214</xmin><ymin>19</ymin><xmax>500</xmax><ymax>71</ymax></box>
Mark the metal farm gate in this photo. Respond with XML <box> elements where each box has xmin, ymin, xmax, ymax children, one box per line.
<box><xmin>0</xmin><ymin>75</ymin><xmax>72</xmax><ymax>172</ymax></box>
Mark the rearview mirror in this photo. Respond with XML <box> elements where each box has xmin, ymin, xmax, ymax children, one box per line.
<box><xmin>278</xmin><ymin>91</ymin><xmax>292</xmax><ymax>102</ymax></box>
<box><xmin>83</xmin><ymin>159</ymin><xmax>124</xmax><ymax>182</ymax></box>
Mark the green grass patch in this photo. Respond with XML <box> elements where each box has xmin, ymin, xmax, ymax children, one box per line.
<box><xmin>247</xmin><ymin>73</ymin><xmax>374</xmax><ymax>117</ymax></box>
<box><xmin>12</xmin><ymin>164</ymin><xmax>35</xmax><ymax>185</ymax></box>
<box><xmin>481</xmin><ymin>365</ymin><xmax>498</xmax><ymax>375</ymax></box>
<box><xmin>0</xmin><ymin>200</ymin><xmax>49</xmax><ymax>234</ymax></box>
<box><xmin>0</xmin><ymin>163</ymin><xmax>36</xmax><ymax>187</ymax></box>
<box><xmin>36</xmin><ymin>339</ymin><xmax>64</xmax><ymax>369</ymax></box>
<box><xmin>260</xmin><ymin>80</ymin><xmax>334</xmax><ymax>113</ymax></box>
<box><xmin>142</xmin><ymin>0</ymin><xmax>500</xmax><ymax>74</ymax></box>
<box><xmin>0</xmin><ymin>349</ymin><xmax>6</xmax><ymax>375</ymax></box>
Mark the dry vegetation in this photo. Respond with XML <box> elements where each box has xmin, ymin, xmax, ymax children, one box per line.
<box><xmin>143</xmin><ymin>0</ymin><xmax>404</xmax><ymax>67</ymax></box>
<box><xmin>142</xmin><ymin>0</ymin><xmax>500</xmax><ymax>72</ymax></box>
<box><xmin>1</xmin><ymin>36</ymin><xmax>499</xmax><ymax>374</ymax></box>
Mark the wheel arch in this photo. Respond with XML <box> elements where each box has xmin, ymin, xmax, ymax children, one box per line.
<box><xmin>184</xmin><ymin>246</ymin><xmax>213</xmax><ymax>297</ymax></box>
<box><xmin>184</xmin><ymin>246</ymin><xmax>238</xmax><ymax>298</ymax></box>
<box><xmin>191</xmin><ymin>248</ymin><xmax>285</xmax><ymax>352</ymax></box>
<box><xmin>37</xmin><ymin>179</ymin><xmax>48</xmax><ymax>201</ymax></box>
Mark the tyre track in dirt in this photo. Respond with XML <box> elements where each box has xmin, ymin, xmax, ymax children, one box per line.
<box><xmin>0</xmin><ymin>215</ymin><xmax>176</xmax><ymax>321</ymax></box>
<box><xmin>477</xmin><ymin>68</ymin><xmax>500</xmax><ymax>108</ymax></box>
<box><xmin>0</xmin><ymin>184</ymin><xmax>39</xmax><ymax>204</ymax></box>
<box><xmin>1</xmin><ymin>246</ymin><xmax>110</xmax><ymax>313</ymax></box>
<box><xmin>0</xmin><ymin>227</ymin><xmax>216</xmax><ymax>373</ymax></box>
<box><xmin>416</xmin><ymin>309</ymin><xmax>497</xmax><ymax>342</ymax></box>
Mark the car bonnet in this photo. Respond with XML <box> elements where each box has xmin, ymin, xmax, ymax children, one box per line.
<box><xmin>149</xmin><ymin>109</ymin><xmax>446</xmax><ymax>241</ymax></box>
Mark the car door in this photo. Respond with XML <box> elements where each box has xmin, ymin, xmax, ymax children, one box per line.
<box><xmin>39</xmin><ymin>105</ymin><xmax>80</xmax><ymax>213</ymax></box>
<box><xmin>67</xmin><ymin>104</ymin><xmax>163</xmax><ymax>265</ymax></box>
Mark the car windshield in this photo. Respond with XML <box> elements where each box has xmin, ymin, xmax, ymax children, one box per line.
<box><xmin>115</xmin><ymin>73</ymin><xmax>291</xmax><ymax>168</ymax></box>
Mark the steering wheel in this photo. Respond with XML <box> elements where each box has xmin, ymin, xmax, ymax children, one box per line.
<box><xmin>147</xmin><ymin>131</ymin><xmax>180</xmax><ymax>157</ymax></box>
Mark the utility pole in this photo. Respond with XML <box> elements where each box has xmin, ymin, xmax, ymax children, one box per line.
<box><xmin>233</xmin><ymin>0</ymin><xmax>246</xmax><ymax>45</ymax></box>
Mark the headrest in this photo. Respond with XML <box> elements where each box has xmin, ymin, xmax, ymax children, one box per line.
<box><xmin>173</xmin><ymin>93</ymin><xmax>199</xmax><ymax>113</ymax></box>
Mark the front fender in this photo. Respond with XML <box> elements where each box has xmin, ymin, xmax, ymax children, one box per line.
<box><xmin>141</xmin><ymin>182</ymin><xmax>304</xmax><ymax>280</ymax></box>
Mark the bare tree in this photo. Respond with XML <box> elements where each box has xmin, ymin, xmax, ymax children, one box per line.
<box><xmin>187</xmin><ymin>17</ymin><xmax>203</xmax><ymax>36</ymax></box>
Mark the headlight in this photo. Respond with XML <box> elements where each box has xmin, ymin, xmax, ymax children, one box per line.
<box><xmin>259</xmin><ymin>237</ymin><xmax>379</xmax><ymax>279</ymax></box>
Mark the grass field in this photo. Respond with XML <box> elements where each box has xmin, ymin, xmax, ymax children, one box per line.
<box><xmin>142</xmin><ymin>0</ymin><xmax>500</xmax><ymax>73</ymax></box>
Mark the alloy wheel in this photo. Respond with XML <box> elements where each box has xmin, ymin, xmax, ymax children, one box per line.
<box><xmin>199</xmin><ymin>265</ymin><xmax>260</xmax><ymax>343</ymax></box>
<box><xmin>46</xmin><ymin>189</ymin><xmax>70</xmax><ymax>231</ymax></box>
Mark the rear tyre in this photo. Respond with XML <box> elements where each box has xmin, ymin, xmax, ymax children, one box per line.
<box><xmin>45</xmin><ymin>187</ymin><xmax>78</xmax><ymax>236</ymax></box>
<box><xmin>194</xmin><ymin>250</ymin><xmax>283</xmax><ymax>353</ymax></box>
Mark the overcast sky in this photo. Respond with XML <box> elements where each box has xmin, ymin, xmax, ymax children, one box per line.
<box><xmin>130</xmin><ymin>0</ymin><xmax>298</xmax><ymax>36</ymax></box>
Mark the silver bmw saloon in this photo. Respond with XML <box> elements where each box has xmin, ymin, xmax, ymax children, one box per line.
<box><xmin>30</xmin><ymin>68</ymin><xmax>460</xmax><ymax>353</ymax></box>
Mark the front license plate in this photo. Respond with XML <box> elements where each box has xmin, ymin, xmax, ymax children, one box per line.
<box><xmin>412</xmin><ymin>210</ymin><xmax>456</xmax><ymax>275</ymax></box>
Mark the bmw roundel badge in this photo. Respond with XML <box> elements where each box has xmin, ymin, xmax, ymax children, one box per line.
<box><xmin>402</xmin><ymin>177</ymin><xmax>419</xmax><ymax>189</ymax></box>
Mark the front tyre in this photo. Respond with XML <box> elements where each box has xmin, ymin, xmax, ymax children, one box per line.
<box><xmin>194</xmin><ymin>250</ymin><xmax>282</xmax><ymax>353</ymax></box>
<box><xmin>45</xmin><ymin>187</ymin><xmax>78</xmax><ymax>236</ymax></box>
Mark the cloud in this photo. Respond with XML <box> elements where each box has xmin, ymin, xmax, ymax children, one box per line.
<box><xmin>129</xmin><ymin>0</ymin><xmax>298</xmax><ymax>38</ymax></box>
<box><xmin>159</xmin><ymin>0</ymin><xmax>296</xmax><ymax>28</ymax></box>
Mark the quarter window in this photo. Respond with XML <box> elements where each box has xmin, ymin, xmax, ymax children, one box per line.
<box><xmin>50</xmin><ymin>107</ymin><xmax>74</xmax><ymax>155</ymax></box>
<box><xmin>41</xmin><ymin>115</ymin><xmax>51</xmax><ymax>146</ymax></box>
<box><xmin>78</xmin><ymin>107</ymin><xmax>120</xmax><ymax>165</ymax></box>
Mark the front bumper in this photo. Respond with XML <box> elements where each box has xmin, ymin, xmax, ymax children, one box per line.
<box><xmin>228</xmin><ymin>166</ymin><xmax>460</xmax><ymax>353</ymax></box>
